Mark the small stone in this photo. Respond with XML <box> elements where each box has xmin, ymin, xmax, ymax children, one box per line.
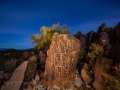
<box><xmin>81</xmin><ymin>68</ymin><xmax>92</xmax><ymax>85</ymax></box>
<box><xmin>83</xmin><ymin>63</ymin><xmax>90</xmax><ymax>70</ymax></box>
<box><xmin>30</xmin><ymin>79</ymin><xmax>37</xmax><ymax>87</ymax></box>
<box><xmin>86</xmin><ymin>85</ymin><xmax>92</xmax><ymax>89</ymax></box>
<box><xmin>53</xmin><ymin>85</ymin><xmax>61</xmax><ymax>90</ymax></box>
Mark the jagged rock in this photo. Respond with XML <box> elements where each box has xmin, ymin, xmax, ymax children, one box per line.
<box><xmin>81</xmin><ymin>63</ymin><xmax>92</xmax><ymax>86</ymax></box>
<box><xmin>96</xmin><ymin>32</ymin><xmax>112</xmax><ymax>56</ymax></box>
<box><xmin>86</xmin><ymin>31</ymin><xmax>96</xmax><ymax>48</ymax></box>
<box><xmin>74</xmin><ymin>31</ymin><xmax>86</xmax><ymax>54</ymax></box>
<box><xmin>83</xmin><ymin>63</ymin><xmax>90</xmax><ymax>70</ymax></box>
<box><xmin>1</xmin><ymin>61</ymin><xmax>28</xmax><ymax>90</ymax></box>
<box><xmin>74</xmin><ymin>70</ymin><xmax>85</xmax><ymax>89</ymax></box>
<box><xmin>23</xmin><ymin>51</ymin><xmax>30</xmax><ymax>60</ymax></box>
<box><xmin>97</xmin><ymin>32</ymin><xmax>109</xmax><ymax>46</ymax></box>
<box><xmin>106</xmin><ymin>28</ymin><xmax>115</xmax><ymax>44</ymax></box>
<box><xmin>35</xmin><ymin>73</ymin><xmax>40</xmax><ymax>82</ymax></box>
<box><xmin>93</xmin><ymin>56</ymin><xmax>113</xmax><ymax>90</ymax></box>
<box><xmin>38</xmin><ymin>50</ymin><xmax>47</xmax><ymax>70</ymax></box>
<box><xmin>97</xmin><ymin>23</ymin><xmax>107</xmax><ymax>33</ymax></box>
<box><xmin>30</xmin><ymin>79</ymin><xmax>37</xmax><ymax>88</ymax></box>
<box><xmin>111</xmin><ymin>23</ymin><xmax>120</xmax><ymax>65</ymax></box>
<box><xmin>44</xmin><ymin>34</ymin><xmax>81</xmax><ymax>89</ymax></box>
<box><xmin>20</xmin><ymin>55</ymin><xmax>37</xmax><ymax>90</ymax></box>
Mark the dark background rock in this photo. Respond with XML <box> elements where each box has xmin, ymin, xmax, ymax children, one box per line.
<box><xmin>38</xmin><ymin>50</ymin><xmax>47</xmax><ymax>71</ymax></box>
<box><xmin>97</xmin><ymin>23</ymin><xmax>107</xmax><ymax>33</ymax></box>
<box><xmin>23</xmin><ymin>51</ymin><xmax>31</xmax><ymax>60</ymax></box>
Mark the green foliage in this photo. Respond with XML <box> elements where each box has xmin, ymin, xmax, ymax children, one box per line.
<box><xmin>31</xmin><ymin>23</ymin><xmax>70</xmax><ymax>50</ymax></box>
<box><xmin>87</xmin><ymin>43</ymin><xmax>104</xmax><ymax>66</ymax></box>
<box><xmin>103</xmin><ymin>66</ymin><xmax>120</xmax><ymax>90</ymax></box>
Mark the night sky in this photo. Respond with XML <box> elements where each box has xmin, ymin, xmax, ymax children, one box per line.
<box><xmin>0</xmin><ymin>0</ymin><xmax>120</xmax><ymax>49</ymax></box>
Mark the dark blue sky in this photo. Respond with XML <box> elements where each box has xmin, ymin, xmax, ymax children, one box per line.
<box><xmin>0</xmin><ymin>0</ymin><xmax>120</xmax><ymax>49</ymax></box>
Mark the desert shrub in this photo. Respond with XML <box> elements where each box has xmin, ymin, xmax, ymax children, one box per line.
<box><xmin>31</xmin><ymin>23</ymin><xmax>70</xmax><ymax>51</ymax></box>
<box><xmin>0</xmin><ymin>49</ymin><xmax>23</xmax><ymax>60</ymax></box>
<box><xmin>103</xmin><ymin>66</ymin><xmax>120</xmax><ymax>90</ymax></box>
<box><xmin>29</xmin><ymin>55</ymin><xmax>37</xmax><ymax>62</ymax></box>
<box><xmin>87</xmin><ymin>43</ymin><xmax>104</xmax><ymax>66</ymax></box>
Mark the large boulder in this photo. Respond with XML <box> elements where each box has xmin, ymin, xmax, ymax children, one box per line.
<box><xmin>93</xmin><ymin>56</ymin><xmax>113</xmax><ymax>90</ymax></box>
<box><xmin>81</xmin><ymin>63</ymin><xmax>93</xmax><ymax>89</ymax></box>
<box><xmin>20</xmin><ymin>55</ymin><xmax>37</xmax><ymax>90</ymax></box>
<box><xmin>43</xmin><ymin>33</ymin><xmax>81</xmax><ymax>89</ymax></box>
<box><xmin>38</xmin><ymin>50</ymin><xmax>47</xmax><ymax>70</ymax></box>
<box><xmin>1</xmin><ymin>61</ymin><xmax>28</xmax><ymax>90</ymax></box>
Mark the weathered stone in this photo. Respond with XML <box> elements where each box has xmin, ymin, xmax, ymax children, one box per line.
<box><xmin>83</xmin><ymin>63</ymin><xmax>90</xmax><ymax>70</ymax></box>
<box><xmin>20</xmin><ymin>55</ymin><xmax>37</xmax><ymax>90</ymax></box>
<box><xmin>81</xmin><ymin>68</ymin><xmax>92</xmax><ymax>85</ymax></box>
<box><xmin>97</xmin><ymin>32</ymin><xmax>109</xmax><ymax>46</ymax></box>
<box><xmin>30</xmin><ymin>79</ymin><xmax>37</xmax><ymax>88</ymax></box>
<box><xmin>106</xmin><ymin>28</ymin><xmax>115</xmax><ymax>44</ymax></box>
<box><xmin>39</xmin><ymin>50</ymin><xmax>47</xmax><ymax>70</ymax></box>
<box><xmin>93</xmin><ymin>56</ymin><xmax>113</xmax><ymax>90</ymax></box>
<box><xmin>35</xmin><ymin>73</ymin><xmax>40</xmax><ymax>82</ymax></box>
<box><xmin>44</xmin><ymin>34</ymin><xmax>81</xmax><ymax>89</ymax></box>
<box><xmin>74</xmin><ymin>72</ymin><xmax>84</xmax><ymax>88</ymax></box>
<box><xmin>97</xmin><ymin>23</ymin><xmax>107</xmax><ymax>33</ymax></box>
<box><xmin>74</xmin><ymin>31</ymin><xmax>86</xmax><ymax>54</ymax></box>
<box><xmin>86</xmin><ymin>31</ymin><xmax>96</xmax><ymax>45</ymax></box>
<box><xmin>96</xmin><ymin>32</ymin><xmax>112</xmax><ymax>56</ymax></box>
<box><xmin>23</xmin><ymin>51</ymin><xmax>30</xmax><ymax>60</ymax></box>
<box><xmin>1</xmin><ymin>61</ymin><xmax>28</xmax><ymax>90</ymax></box>
<box><xmin>52</xmin><ymin>85</ymin><xmax>61</xmax><ymax>90</ymax></box>
<box><xmin>111</xmin><ymin>23</ymin><xmax>120</xmax><ymax>65</ymax></box>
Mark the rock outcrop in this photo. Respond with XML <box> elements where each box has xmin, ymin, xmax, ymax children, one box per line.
<box><xmin>93</xmin><ymin>56</ymin><xmax>113</xmax><ymax>90</ymax></box>
<box><xmin>20</xmin><ymin>55</ymin><xmax>37</xmax><ymax>90</ymax></box>
<box><xmin>1</xmin><ymin>61</ymin><xmax>28</xmax><ymax>90</ymax></box>
<box><xmin>23</xmin><ymin>51</ymin><xmax>30</xmax><ymax>60</ymax></box>
<box><xmin>43</xmin><ymin>33</ymin><xmax>81</xmax><ymax>89</ymax></box>
<box><xmin>81</xmin><ymin>63</ymin><xmax>93</xmax><ymax>89</ymax></box>
<box><xmin>74</xmin><ymin>31</ymin><xmax>86</xmax><ymax>54</ymax></box>
<box><xmin>97</xmin><ymin>23</ymin><xmax>107</xmax><ymax>33</ymax></box>
<box><xmin>38</xmin><ymin>50</ymin><xmax>47</xmax><ymax>71</ymax></box>
<box><xmin>111</xmin><ymin>23</ymin><xmax>120</xmax><ymax>65</ymax></box>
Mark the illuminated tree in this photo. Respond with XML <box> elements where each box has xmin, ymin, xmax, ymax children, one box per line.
<box><xmin>31</xmin><ymin>23</ymin><xmax>69</xmax><ymax>50</ymax></box>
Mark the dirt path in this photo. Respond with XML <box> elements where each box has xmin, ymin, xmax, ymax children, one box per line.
<box><xmin>1</xmin><ymin>61</ymin><xmax>28</xmax><ymax>90</ymax></box>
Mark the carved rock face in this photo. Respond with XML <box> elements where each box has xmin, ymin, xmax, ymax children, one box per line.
<box><xmin>44</xmin><ymin>34</ymin><xmax>81</xmax><ymax>88</ymax></box>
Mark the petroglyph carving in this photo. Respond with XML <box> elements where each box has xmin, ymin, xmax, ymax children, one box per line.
<box><xmin>44</xmin><ymin>34</ymin><xmax>81</xmax><ymax>87</ymax></box>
